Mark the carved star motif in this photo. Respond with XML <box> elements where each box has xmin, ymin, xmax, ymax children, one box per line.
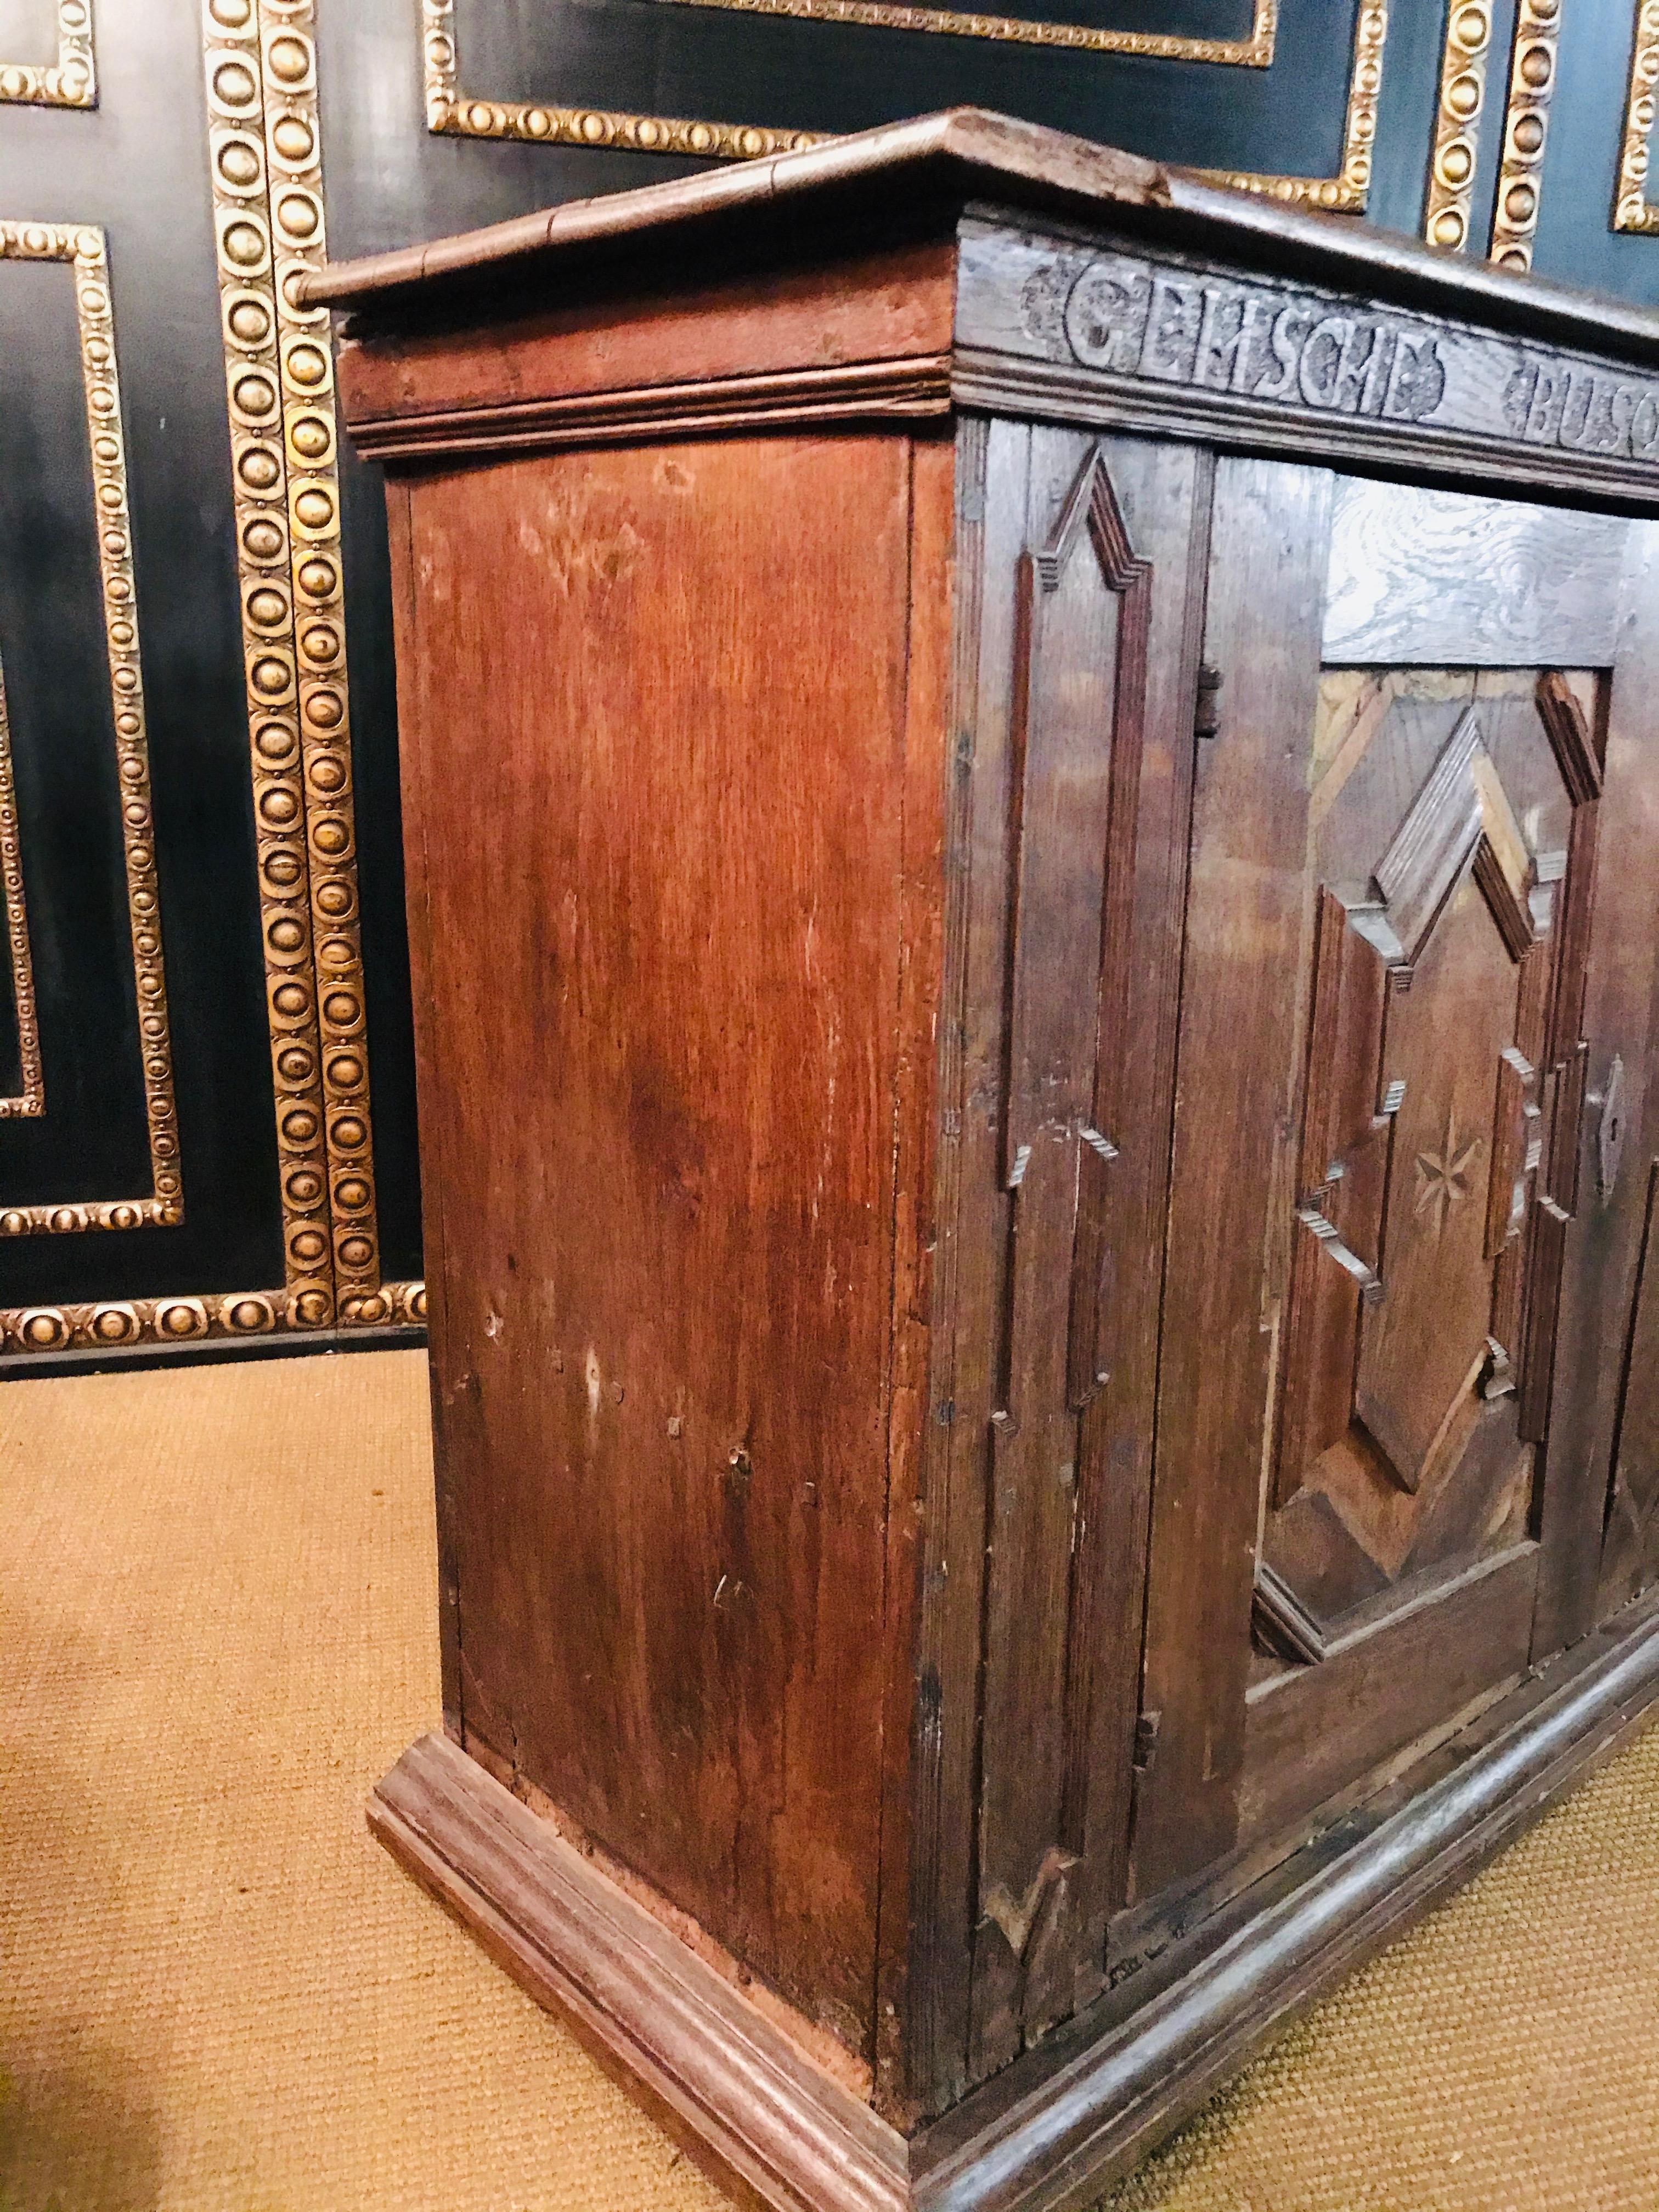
<box><xmin>1414</xmin><ymin>1111</ymin><xmax>1485</xmax><ymax>1237</ymax></box>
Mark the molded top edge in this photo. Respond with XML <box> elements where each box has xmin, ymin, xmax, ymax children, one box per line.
<box><xmin>298</xmin><ymin>106</ymin><xmax>1659</xmax><ymax>371</ymax></box>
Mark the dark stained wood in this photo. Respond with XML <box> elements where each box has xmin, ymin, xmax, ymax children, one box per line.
<box><xmin>910</xmin><ymin>1587</ymin><xmax>1659</xmax><ymax>2212</ymax></box>
<box><xmin>1601</xmin><ymin>1163</ymin><xmax>1659</xmax><ymax>1610</ymax></box>
<box><xmin>1132</xmin><ymin>463</ymin><xmax>1618</xmax><ymax>1899</ymax></box>
<box><xmin>1059</xmin><ymin>437</ymin><xmax>1214</xmax><ymax>2010</ymax></box>
<box><xmin>1271</xmin><ymin>890</ymin><xmax>1391</xmax><ymax>1518</ymax></box>
<box><xmin>1244</xmin><ymin>645</ymin><xmax>1601</xmax><ymax>1825</ymax></box>
<box><xmin>873</xmin><ymin>428</ymin><xmax>959</xmax><ymax>2123</ymax></box>
<box><xmin>953</xmin><ymin>223</ymin><xmax>1659</xmax><ymax>509</ymax></box>
<box><xmin>972</xmin><ymin>438</ymin><xmax>1148</xmax><ymax>2072</ymax></box>
<box><xmin>1352</xmin><ymin>876</ymin><xmax>1531</xmax><ymax>1491</ymax></box>
<box><xmin>912</xmin><ymin>427</ymin><xmax>1212</xmax><ymax>2114</ymax></box>
<box><xmin>1130</xmin><ymin>456</ymin><xmax>1332</xmax><ymax>1899</ymax></box>
<box><xmin>1240</xmin><ymin>1547</ymin><xmax>1538</xmax><ymax>1846</ymax></box>
<box><xmin>341</xmin><ymin>131</ymin><xmax>1659</xmax><ymax>2208</ymax></box>
<box><xmin>1536</xmin><ymin>521</ymin><xmax>1659</xmax><ymax>1655</ymax></box>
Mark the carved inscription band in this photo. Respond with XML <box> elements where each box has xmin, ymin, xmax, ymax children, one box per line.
<box><xmin>964</xmin><ymin>238</ymin><xmax>1659</xmax><ymax>493</ymax></box>
<box><xmin>1060</xmin><ymin>258</ymin><xmax>1453</xmax><ymax>424</ymax></box>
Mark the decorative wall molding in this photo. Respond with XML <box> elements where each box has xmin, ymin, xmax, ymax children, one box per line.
<box><xmin>203</xmin><ymin>0</ymin><xmax>389</xmax><ymax>1331</ymax></box>
<box><xmin>257</xmin><ymin>0</ymin><xmax>386</xmax><ymax>1327</ymax></box>
<box><xmin>1489</xmin><ymin>0</ymin><xmax>1561</xmax><ymax>270</ymax></box>
<box><xmin>0</xmin><ymin>223</ymin><xmax>182</xmax><ymax>1235</ymax></box>
<box><xmin>421</xmin><ymin>0</ymin><xmax>1384</xmax><ymax>215</ymax></box>
<box><xmin>1423</xmin><ymin>1</ymin><xmax>1494</xmax><ymax>250</ymax></box>
<box><xmin>420</xmin><ymin>0</ymin><xmax>820</xmax><ymax>157</ymax></box>
<box><xmin>0</xmin><ymin>1275</ymin><xmax>424</xmax><ymax>1356</ymax></box>
<box><xmin>0</xmin><ymin>653</ymin><xmax>42</xmax><ymax>1120</ymax></box>
<box><xmin>653</xmin><ymin>0</ymin><xmax>1275</xmax><ymax>63</ymax></box>
<box><xmin>1201</xmin><ymin>1</ymin><xmax>1386</xmax><ymax>212</ymax></box>
<box><xmin>1615</xmin><ymin>0</ymin><xmax>1659</xmax><ymax>233</ymax></box>
<box><xmin>0</xmin><ymin>0</ymin><xmax>94</xmax><ymax>109</ymax></box>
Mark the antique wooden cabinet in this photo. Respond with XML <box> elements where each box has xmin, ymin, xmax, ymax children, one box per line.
<box><xmin>311</xmin><ymin>111</ymin><xmax>1659</xmax><ymax>2212</ymax></box>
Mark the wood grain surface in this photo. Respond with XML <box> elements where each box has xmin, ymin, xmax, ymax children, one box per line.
<box><xmin>354</xmin><ymin>131</ymin><xmax>1659</xmax><ymax>2187</ymax></box>
<box><xmin>401</xmin><ymin>431</ymin><xmax>920</xmax><ymax>2059</ymax></box>
<box><xmin>1130</xmin><ymin>455</ymin><xmax>1332</xmax><ymax>1900</ymax></box>
<box><xmin>1536</xmin><ymin>521</ymin><xmax>1659</xmax><ymax>1656</ymax></box>
<box><xmin>1322</xmin><ymin>478</ymin><xmax>1628</xmax><ymax>666</ymax></box>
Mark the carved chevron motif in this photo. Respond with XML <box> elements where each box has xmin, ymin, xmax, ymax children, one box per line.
<box><xmin>1372</xmin><ymin>706</ymin><xmax>1534</xmax><ymax>964</ymax></box>
<box><xmin>981</xmin><ymin>1846</ymin><xmax>1080</xmax><ymax>1966</ymax></box>
<box><xmin>976</xmin><ymin>442</ymin><xmax>1155</xmax><ymax>2066</ymax></box>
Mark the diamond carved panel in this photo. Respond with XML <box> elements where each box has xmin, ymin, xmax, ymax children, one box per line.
<box><xmin>1257</xmin><ymin>669</ymin><xmax>1601</xmax><ymax>1661</ymax></box>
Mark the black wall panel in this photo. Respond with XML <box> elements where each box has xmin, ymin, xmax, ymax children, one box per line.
<box><xmin>0</xmin><ymin>0</ymin><xmax>1655</xmax><ymax>1367</ymax></box>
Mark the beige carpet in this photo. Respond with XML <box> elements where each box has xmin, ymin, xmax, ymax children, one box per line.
<box><xmin>0</xmin><ymin>1352</ymin><xmax>1655</xmax><ymax>2212</ymax></box>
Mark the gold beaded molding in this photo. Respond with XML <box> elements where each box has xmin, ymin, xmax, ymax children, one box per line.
<box><xmin>649</xmin><ymin>0</ymin><xmax>1274</xmax><ymax>61</ymax></box>
<box><xmin>0</xmin><ymin>1277</ymin><xmax>425</xmax><ymax>1357</ymax></box>
<box><xmin>1488</xmin><ymin>0</ymin><xmax>1561</xmax><ymax>269</ymax></box>
<box><xmin>421</xmin><ymin>0</ymin><xmax>820</xmax><ymax>155</ymax></box>
<box><xmin>426</xmin><ymin>0</ymin><xmax>1378</xmax><ymax>216</ymax></box>
<box><xmin>204</xmin><ymin>0</ymin><xmax>390</xmax><ymax>1331</ymax></box>
<box><xmin>0</xmin><ymin>0</ymin><xmax>94</xmax><ymax>109</ymax></box>
<box><xmin>1616</xmin><ymin>0</ymin><xmax>1659</xmax><ymax>232</ymax></box>
<box><xmin>0</xmin><ymin>654</ymin><xmax>42</xmax><ymax>1119</ymax></box>
<box><xmin>1201</xmin><ymin>1</ymin><xmax>1386</xmax><ymax>212</ymax></box>
<box><xmin>1423</xmin><ymin>1</ymin><xmax>1493</xmax><ymax>250</ymax></box>
<box><xmin>0</xmin><ymin>223</ymin><xmax>182</xmax><ymax>1237</ymax></box>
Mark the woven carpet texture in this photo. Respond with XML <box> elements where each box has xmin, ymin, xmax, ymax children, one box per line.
<box><xmin>1</xmin><ymin>1350</ymin><xmax>1656</xmax><ymax>2211</ymax></box>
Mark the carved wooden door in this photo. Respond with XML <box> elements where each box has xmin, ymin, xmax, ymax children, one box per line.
<box><xmin>1130</xmin><ymin>467</ymin><xmax>1659</xmax><ymax>1910</ymax></box>
<box><xmin>1242</xmin><ymin>664</ymin><xmax>1595</xmax><ymax>1821</ymax></box>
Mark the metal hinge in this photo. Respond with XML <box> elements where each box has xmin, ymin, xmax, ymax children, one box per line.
<box><xmin>1194</xmin><ymin>664</ymin><xmax>1224</xmax><ymax>741</ymax></box>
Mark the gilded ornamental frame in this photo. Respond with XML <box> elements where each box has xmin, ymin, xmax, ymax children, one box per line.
<box><xmin>0</xmin><ymin>0</ymin><xmax>94</xmax><ymax>109</ymax></box>
<box><xmin>0</xmin><ymin>223</ymin><xmax>182</xmax><ymax>1237</ymax></box>
<box><xmin>422</xmin><ymin>0</ymin><xmax>1387</xmax><ymax>214</ymax></box>
<box><xmin>0</xmin><ymin>5</ymin><xmax>425</xmax><ymax>1358</ymax></box>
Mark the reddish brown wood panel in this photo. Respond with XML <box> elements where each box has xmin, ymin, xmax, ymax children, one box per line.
<box><xmin>337</xmin><ymin>240</ymin><xmax>956</xmax><ymax>441</ymax></box>
<box><xmin>1130</xmin><ymin>456</ymin><xmax>1333</xmax><ymax>1902</ymax></box>
<box><xmin>400</xmin><ymin>432</ymin><xmax>923</xmax><ymax>2061</ymax></box>
<box><xmin>871</xmin><ymin>430</ymin><xmax>958</xmax><ymax>2121</ymax></box>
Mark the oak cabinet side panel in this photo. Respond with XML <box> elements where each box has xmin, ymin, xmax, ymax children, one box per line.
<box><xmin>872</xmin><ymin>427</ymin><xmax>958</xmax><ymax>2124</ymax></box>
<box><xmin>387</xmin><ymin>472</ymin><xmax>462</xmax><ymax>1741</ymax></box>
<box><xmin>403</xmin><ymin>434</ymin><xmax>916</xmax><ymax>2059</ymax></box>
